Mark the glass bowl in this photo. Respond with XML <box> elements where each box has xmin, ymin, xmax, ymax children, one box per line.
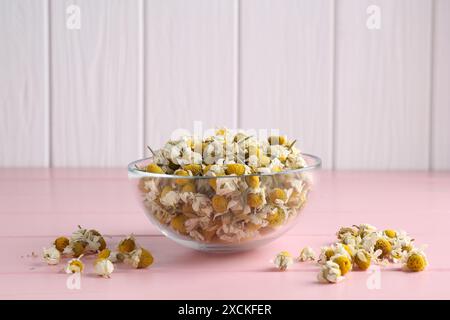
<box><xmin>128</xmin><ymin>153</ymin><xmax>321</xmax><ymax>252</ymax></box>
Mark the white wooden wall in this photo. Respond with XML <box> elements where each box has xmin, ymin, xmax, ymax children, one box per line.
<box><xmin>0</xmin><ymin>0</ymin><xmax>449</xmax><ymax>169</ymax></box>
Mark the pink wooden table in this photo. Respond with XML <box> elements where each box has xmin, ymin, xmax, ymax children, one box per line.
<box><xmin>1</xmin><ymin>169</ymin><xmax>449</xmax><ymax>299</ymax></box>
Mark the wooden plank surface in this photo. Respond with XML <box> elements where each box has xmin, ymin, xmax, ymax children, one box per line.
<box><xmin>0</xmin><ymin>0</ymin><xmax>49</xmax><ymax>167</ymax></box>
<box><xmin>144</xmin><ymin>0</ymin><xmax>238</xmax><ymax>150</ymax></box>
<box><xmin>50</xmin><ymin>0</ymin><xmax>144</xmax><ymax>166</ymax></box>
<box><xmin>240</xmin><ymin>0</ymin><xmax>334</xmax><ymax>168</ymax></box>
<box><xmin>334</xmin><ymin>0</ymin><xmax>432</xmax><ymax>169</ymax></box>
<box><xmin>0</xmin><ymin>169</ymin><xmax>449</xmax><ymax>299</ymax></box>
<box><xmin>431</xmin><ymin>0</ymin><xmax>450</xmax><ymax>170</ymax></box>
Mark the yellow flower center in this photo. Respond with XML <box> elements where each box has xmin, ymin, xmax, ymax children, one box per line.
<box><xmin>375</xmin><ymin>238</ymin><xmax>392</xmax><ymax>258</ymax></box>
<box><xmin>181</xmin><ymin>183</ymin><xmax>196</xmax><ymax>193</ymax></box>
<box><xmin>97</xmin><ymin>248</ymin><xmax>111</xmax><ymax>259</ymax></box>
<box><xmin>384</xmin><ymin>229</ymin><xmax>397</xmax><ymax>238</ymax></box>
<box><xmin>332</xmin><ymin>255</ymin><xmax>352</xmax><ymax>275</ymax></box>
<box><xmin>171</xmin><ymin>215</ymin><xmax>188</xmax><ymax>234</ymax></box>
<box><xmin>118</xmin><ymin>238</ymin><xmax>136</xmax><ymax>254</ymax></box>
<box><xmin>211</xmin><ymin>195</ymin><xmax>229</xmax><ymax>213</ymax></box>
<box><xmin>69</xmin><ymin>259</ymin><xmax>84</xmax><ymax>273</ymax></box>
<box><xmin>267</xmin><ymin>208</ymin><xmax>286</xmax><ymax>227</ymax></box>
<box><xmin>225</xmin><ymin>164</ymin><xmax>246</xmax><ymax>175</ymax></box>
<box><xmin>146</xmin><ymin>163</ymin><xmax>164</xmax><ymax>174</ymax></box>
<box><xmin>406</xmin><ymin>253</ymin><xmax>427</xmax><ymax>272</ymax></box>
<box><xmin>160</xmin><ymin>185</ymin><xmax>173</xmax><ymax>199</ymax></box>
<box><xmin>245</xmin><ymin>176</ymin><xmax>260</xmax><ymax>189</ymax></box>
<box><xmin>183</xmin><ymin>164</ymin><xmax>202</xmax><ymax>176</ymax></box>
<box><xmin>269</xmin><ymin>188</ymin><xmax>287</xmax><ymax>204</ymax></box>
<box><xmin>174</xmin><ymin>169</ymin><xmax>190</xmax><ymax>185</ymax></box>
<box><xmin>354</xmin><ymin>250</ymin><xmax>371</xmax><ymax>270</ymax></box>
<box><xmin>54</xmin><ymin>237</ymin><xmax>69</xmax><ymax>252</ymax></box>
<box><xmin>138</xmin><ymin>248</ymin><xmax>154</xmax><ymax>269</ymax></box>
<box><xmin>247</xmin><ymin>193</ymin><xmax>264</xmax><ymax>208</ymax></box>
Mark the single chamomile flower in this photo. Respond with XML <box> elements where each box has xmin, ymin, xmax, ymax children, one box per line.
<box><xmin>94</xmin><ymin>258</ymin><xmax>114</xmax><ymax>278</ymax></box>
<box><xmin>43</xmin><ymin>246</ymin><xmax>61</xmax><ymax>265</ymax></box>
<box><xmin>125</xmin><ymin>248</ymin><xmax>154</xmax><ymax>269</ymax></box>
<box><xmin>402</xmin><ymin>248</ymin><xmax>428</xmax><ymax>272</ymax></box>
<box><xmin>118</xmin><ymin>235</ymin><xmax>137</xmax><ymax>254</ymax></box>
<box><xmin>65</xmin><ymin>256</ymin><xmax>84</xmax><ymax>274</ymax></box>
<box><xmin>297</xmin><ymin>246</ymin><xmax>316</xmax><ymax>262</ymax></box>
<box><xmin>317</xmin><ymin>261</ymin><xmax>344</xmax><ymax>284</ymax></box>
<box><xmin>273</xmin><ymin>251</ymin><xmax>294</xmax><ymax>271</ymax></box>
<box><xmin>331</xmin><ymin>254</ymin><xmax>352</xmax><ymax>275</ymax></box>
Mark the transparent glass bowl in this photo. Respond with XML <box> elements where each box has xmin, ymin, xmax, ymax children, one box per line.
<box><xmin>128</xmin><ymin>153</ymin><xmax>321</xmax><ymax>252</ymax></box>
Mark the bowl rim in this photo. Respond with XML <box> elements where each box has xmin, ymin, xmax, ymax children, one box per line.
<box><xmin>127</xmin><ymin>153</ymin><xmax>321</xmax><ymax>179</ymax></box>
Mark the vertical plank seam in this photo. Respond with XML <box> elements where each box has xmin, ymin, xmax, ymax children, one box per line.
<box><xmin>330</xmin><ymin>0</ymin><xmax>337</xmax><ymax>170</ymax></box>
<box><xmin>141</xmin><ymin>0</ymin><xmax>146</xmax><ymax>158</ymax></box>
<box><xmin>234</xmin><ymin>0</ymin><xmax>241</xmax><ymax>129</ymax></box>
<box><xmin>47</xmin><ymin>0</ymin><xmax>53</xmax><ymax>168</ymax></box>
<box><xmin>428</xmin><ymin>0</ymin><xmax>436</xmax><ymax>171</ymax></box>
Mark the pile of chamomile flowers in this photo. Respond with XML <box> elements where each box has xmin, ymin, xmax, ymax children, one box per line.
<box><xmin>272</xmin><ymin>224</ymin><xmax>428</xmax><ymax>283</ymax></box>
<box><xmin>42</xmin><ymin>226</ymin><xmax>154</xmax><ymax>278</ymax></box>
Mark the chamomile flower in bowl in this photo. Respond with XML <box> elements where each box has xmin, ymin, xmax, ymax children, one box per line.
<box><xmin>128</xmin><ymin>129</ymin><xmax>321</xmax><ymax>252</ymax></box>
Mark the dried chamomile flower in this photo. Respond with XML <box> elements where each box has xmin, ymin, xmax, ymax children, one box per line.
<box><xmin>94</xmin><ymin>258</ymin><xmax>114</xmax><ymax>278</ymax></box>
<box><xmin>43</xmin><ymin>246</ymin><xmax>61</xmax><ymax>265</ymax></box>
<box><xmin>181</xmin><ymin>183</ymin><xmax>196</xmax><ymax>193</ymax></box>
<box><xmin>266</xmin><ymin>207</ymin><xmax>286</xmax><ymax>227</ymax></box>
<box><xmin>171</xmin><ymin>214</ymin><xmax>188</xmax><ymax>234</ymax></box>
<box><xmin>383</xmin><ymin>229</ymin><xmax>397</xmax><ymax>238</ymax></box>
<box><xmin>71</xmin><ymin>241</ymin><xmax>86</xmax><ymax>257</ymax></box>
<box><xmin>211</xmin><ymin>195</ymin><xmax>229</xmax><ymax>213</ymax></box>
<box><xmin>65</xmin><ymin>257</ymin><xmax>84</xmax><ymax>274</ymax></box>
<box><xmin>336</xmin><ymin>226</ymin><xmax>358</xmax><ymax>240</ymax></box>
<box><xmin>317</xmin><ymin>261</ymin><xmax>344</xmax><ymax>284</ymax></box>
<box><xmin>402</xmin><ymin>249</ymin><xmax>428</xmax><ymax>272</ymax></box>
<box><xmin>331</xmin><ymin>254</ymin><xmax>352</xmax><ymax>275</ymax></box>
<box><xmin>268</xmin><ymin>188</ymin><xmax>287</xmax><ymax>205</ymax></box>
<box><xmin>356</xmin><ymin>223</ymin><xmax>377</xmax><ymax>237</ymax></box>
<box><xmin>125</xmin><ymin>248</ymin><xmax>154</xmax><ymax>269</ymax></box>
<box><xmin>174</xmin><ymin>169</ymin><xmax>190</xmax><ymax>186</ymax></box>
<box><xmin>118</xmin><ymin>235</ymin><xmax>137</xmax><ymax>254</ymax></box>
<box><xmin>318</xmin><ymin>246</ymin><xmax>335</xmax><ymax>264</ymax></box>
<box><xmin>54</xmin><ymin>237</ymin><xmax>70</xmax><ymax>252</ymax></box>
<box><xmin>245</xmin><ymin>176</ymin><xmax>260</xmax><ymax>188</ymax></box>
<box><xmin>98</xmin><ymin>249</ymin><xmax>124</xmax><ymax>263</ymax></box>
<box><xmin>374</xmin><ymin>237</ymin><xmax>392</xmax><ymax>259</ymax></box>
<box><xmin>354</xmin><ymin>249</ymin><xmax>372</xmax><ymax>270</ymax></box>
<box><xmin>85</xmin><ymin>229</ymin><xmax>107</xmax><ymax>252</ymax></box>
<box><xmin>97</xmin><ymin>248</ymin><xmax>111</xmax><ymax>259</ymax></box>
<box><xmin>225</xmin><ymin>163</ymin><xmax>246</xmax><ymax>175</ymax></box>
<box><xmin>297</xmin><ymin>246</ymin><xmax>315</xmax><ymax>262</ymax></box>
<box><xmin>318</xmin><ymin>243</ymin><xmax>352</xmax><ymax>264</ymax></box>
<box><xmin>247</xmin><ymin>192</ymin><xmax>265</xmax><ymax>209</ymax></box>
<box><xmin>183</xmin><ymin>164</ymin><xmax>202</xmax><ymax>176</ymax></box>
<box><xmin>146</xmin><ymin>163</ymin><xmax>165</xmax><ymax>174</ymax></box>
<box><xmin>273</xmin><ymin>251</ymin><xmax>294</xmax><ymax>271</ymax></box>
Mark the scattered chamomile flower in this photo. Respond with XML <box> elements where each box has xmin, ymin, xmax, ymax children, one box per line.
<box><xmin>125</xmin><ymin>248</ymin><xmax>154</xmax><ymax>269</ymax></box>
<box><xmin>43</xmin><ymin>246</ymin><xmax>61</xmax><ymax>265</ymax></box>
<box><xmin>54</xmin><ymin>237</ymin><xmax>70</xmax><ymax>252</ymax></box>
<box><xmin>331</xmin><ymin>254</ymin><xmax>352</xmax><ymax>275</ymax></box>
<box><xmin>94</xmin><ymin>258</ymin><xmax>114</xmax><ymax>278</ymax></box>
<box><xmin>298</xmin><ymin>225</ymin><xmax>428</xmax><ymax>283</ymax></box>
<box><xmin>402</xmin><ymin>248</ymin><xmax>428</xmax><ymax>272</ymax></box>
<box><xmin>273</xmin><ymin>251</ymin><xmax>294</xmax><ymax>271</ymax></box>
<box><xmin>65</xmin><ymin>256</ymin><xmax>84</xmax><ymax>274</ymax></box>
<box><xmin>297</xmin><ymin>246</ymin><xmax>315</xmax><ymax>262</ymax></box>
<box><xmin>118</xmin><ymin>235</ymin><xmax>137</xmax><ymax>254</ymax></box>
<box><xmin>354</xmin><ymin>249</ymin><xmax>372</xmax><ymax>271</ymax></box>
<box><xmin>317</xmin><ymin>261</ymin><xmax>344</xmax><ymax>284</ymax></box>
